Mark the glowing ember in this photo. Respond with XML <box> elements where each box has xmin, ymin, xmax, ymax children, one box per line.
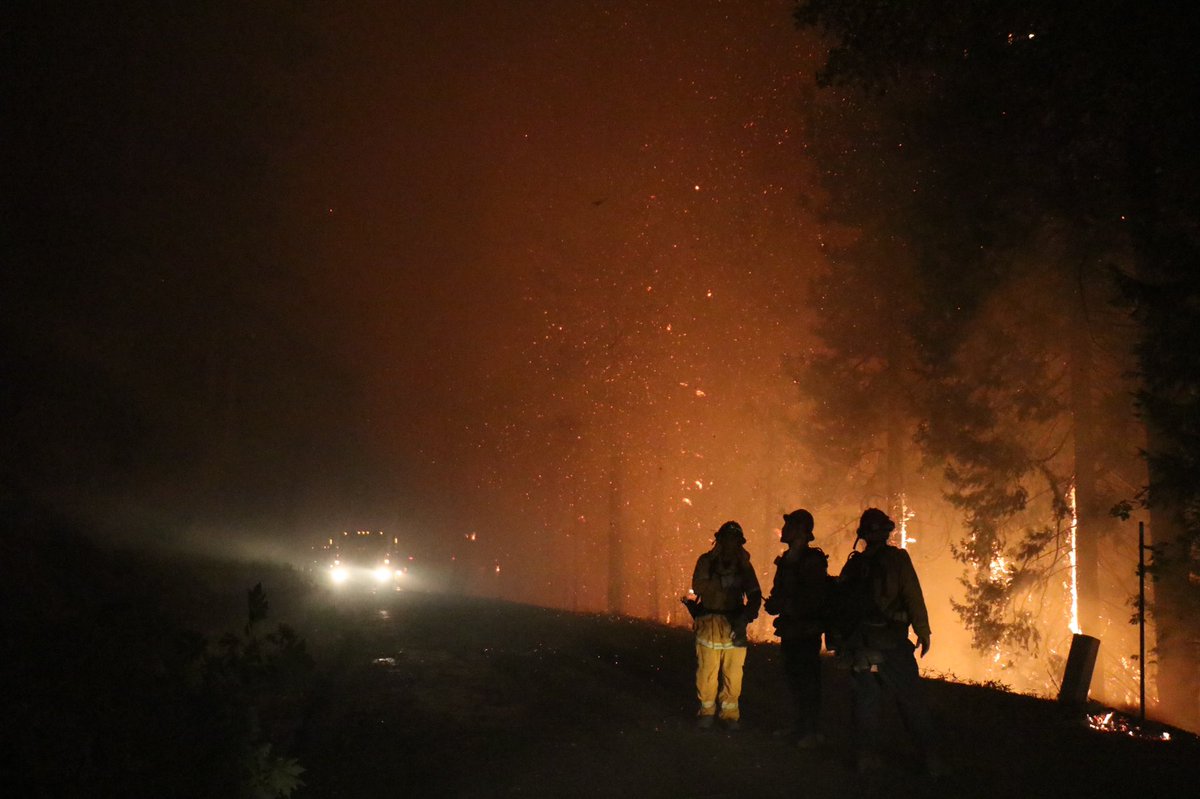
<box><xmin>1087</xmin><ymin>711</ymin><xmax>1172</xmax><ymax>742</ymax></box>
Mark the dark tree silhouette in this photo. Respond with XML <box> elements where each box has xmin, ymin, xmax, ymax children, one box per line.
<box><xmin>794</xmin><ymin>0</ymin><xmax>1193</xmax><ymax>722</ymax></box>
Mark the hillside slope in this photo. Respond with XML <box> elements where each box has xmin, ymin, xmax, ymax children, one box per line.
<box><xmin>296</xmin><ymin>591</ymin><xmax>1195</xmax><ymax>799</ymax></box>
<box><xmin>3</xmin><ymin>530</ymin><xmax>1189</xmax><ymax>799</ymax></box>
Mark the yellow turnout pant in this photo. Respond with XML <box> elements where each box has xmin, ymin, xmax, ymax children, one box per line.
<box><xmin>694</xmin><ymin>614</ymin><xmax>746</xmax><ymax>720</ymax></box>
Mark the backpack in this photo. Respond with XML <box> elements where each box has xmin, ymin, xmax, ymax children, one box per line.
<box><xmin>826</xmin><ymin>549</ymin><xmax>891</xmax><ymax>656</ymax></box>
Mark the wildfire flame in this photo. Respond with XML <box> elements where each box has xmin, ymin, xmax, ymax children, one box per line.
<box><xmin>1067</xmin><ymin>482</ymin><xmax>1080</xmax><ymax>635</ymax></box>
<box><xmin>897</xmin><ymin>493</ymin><xmax>916</xmax><ymax>549</ymax></box>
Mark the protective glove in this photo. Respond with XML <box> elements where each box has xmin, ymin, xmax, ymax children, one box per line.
<box><xmin>917</xmin><ymin>632</ymin><xmax>931</xmax><ymax>658</ymax></box>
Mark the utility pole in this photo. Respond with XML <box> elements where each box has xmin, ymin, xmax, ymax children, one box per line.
<box><xmin>1139</xmin><ymin>520</ymin><xmax>1148</xmax><ymax>721</ymax></box>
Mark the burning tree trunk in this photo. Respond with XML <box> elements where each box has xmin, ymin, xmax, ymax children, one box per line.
<box><xmin>1070</xmin><ymin>275</ymin><xmax>1109</xmax><ymax>696</ymax></box>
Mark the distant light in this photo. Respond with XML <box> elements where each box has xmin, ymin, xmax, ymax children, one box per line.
<box><xmin>373</xmin><ymin>566</ymin><xmax>392</xmax><ymax>583</ymax></box>
<box><xmin>694</xmin><ymin>184</ymin><xmax>701</xmax><ymax>191</ymax></box>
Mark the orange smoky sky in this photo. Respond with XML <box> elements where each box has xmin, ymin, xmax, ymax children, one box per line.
<box><xmin>285</xmin><ymin>1</ymin><xmax>832</xmax><ymax>554</ymax></box>
<box><xmin>8</xmin><ymin>0</ymin><xmax>1149</xmax><ymax>712</ymax></box>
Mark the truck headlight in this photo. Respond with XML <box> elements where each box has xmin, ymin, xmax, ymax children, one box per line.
<box><xmin>373</xmin><ymin>566</ymin><xmax>392</xmax><ymax>583</ymax></box>
<box><xmin>331</xmin><ymin>567</ymin><xmax>349</xmax><ymax>584</ymax></box>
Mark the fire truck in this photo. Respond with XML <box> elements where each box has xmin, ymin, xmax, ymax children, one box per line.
<box><xmin>314</xmin><ymin>530</ymin><xmax>408</xmax><ymax>590</ymax></box>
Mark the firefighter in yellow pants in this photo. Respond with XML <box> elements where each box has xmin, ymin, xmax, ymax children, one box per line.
<box><xmin>688</xmin><ymin>521</ymin><xmax>761</xmax><ymax>730</ymax></box>
<box><xmin>694</xmin><ymin>614</ymin><xmax>747</xmax><ymax>721</ymax></box>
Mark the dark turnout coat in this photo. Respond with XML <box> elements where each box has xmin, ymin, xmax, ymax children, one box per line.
<box><xmin>764</xmin><ymin>546</ymin><xmax>830</xmax><ymax>638</ymax></box>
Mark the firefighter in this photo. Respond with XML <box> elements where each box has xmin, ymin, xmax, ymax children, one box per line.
<box><xmin>688</xmin><ymin>520</ymin><xmax>762</xmax><ymax>730</ymax></box>
<box><xmin>835</xmin><ymin>507</ymin><xmax>941</xmax><ymax>776</ymax></box>
<box><xmin>764</xmin><ymin>508</ymin><xmax>830</xmax><ymax>748</ymax></box>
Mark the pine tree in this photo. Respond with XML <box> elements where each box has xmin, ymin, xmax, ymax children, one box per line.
<box><xmin>794</xmin><ymin>0</ymin><xmax>1183</xmax><ymax>713</ymax></box>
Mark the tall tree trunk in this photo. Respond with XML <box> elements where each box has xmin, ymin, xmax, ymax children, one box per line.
<box><xmin>884</xmin><ymin>299</ymin><xmax>905</xmax><ymax>534</ymax></box>
<box><xmin>606</xmin><ymin>446</ymin><xmax>624</xmax><ymax>615</ymax></box>
<box><xmin>1126</xmin><ymin>127</ymin><xmax>1200</xmax><ymax>733</ymax></box>
<box><xmin>885</xmin><ymin>392</ymin><xmax>904</xmax><ymax>533</ymax></box>
<box><xmin>1147</xmin><ymin>463</ymin><xmax>1200</xmax><ymax>732</ymax></box>
<box><xmin>1070</xmin><ymin>280</ymin><xmax>1107</xmax><ymax>697</ymax></box>
<box><xmin>651</xmin><ymin>461</ymin><xmax>666</xmax><ymax>621</ymax></box>
<box><xmin>568</xmin><ymin>481</ymin><xmax>581</xmax><ymax>613</ymax></box>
